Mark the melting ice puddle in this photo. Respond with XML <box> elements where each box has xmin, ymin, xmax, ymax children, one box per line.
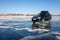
<box><xmin>15</xmin><ymin>28</ymin><xmax>60</xmax><ymax>40</ymax></box>
<box><xmin>20</xmin><ymin>33</ymin><xmax>50</xmax><ymax>40</ymax></box>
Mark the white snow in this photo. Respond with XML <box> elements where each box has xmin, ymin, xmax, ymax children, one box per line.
<box><xmin>56</xmin><ymin>36</ymin><xmax>60</xmax><ymax>40</ymax></box>
<box><xmin>15</xmin><ymin>28</ymin><xmax>50</xmax><ymax>33</ymax></box>
<box><xmin>0</xmin><ymin>26</ymin><xmax>13</xmax><ymax>28</ymax></box>
<box><xmin>51</xmin><ymin>32</ymin><xmax>60</xmax><ymax>40</ymax></box>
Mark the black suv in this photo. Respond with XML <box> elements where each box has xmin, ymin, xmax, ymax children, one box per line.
<box><xmin>32</xmin><ymin>11</ymin><xmax>51</xmax><ymax>29</ymax></box>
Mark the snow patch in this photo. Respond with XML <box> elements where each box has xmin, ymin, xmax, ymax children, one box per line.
<box><xmin>15</xmin><ymin>28</ymin><xmax>50</xmax><ymax>33</ymax></box>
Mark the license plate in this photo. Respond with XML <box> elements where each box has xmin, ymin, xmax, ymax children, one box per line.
<box><xmin>44</xmin><ymin>21</ymin><xmax>49</xmax><ymax>23</ymax></box>
<box><xmin>35</xmin><ymin>22</ymin><xmax>40</xmax><ymax>24</ymax></box>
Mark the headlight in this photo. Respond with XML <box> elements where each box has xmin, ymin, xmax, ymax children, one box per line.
<box><xmin>33</xmin><ymin>18</ymin><xmax>36</xmax><ymax>20</ymax></box>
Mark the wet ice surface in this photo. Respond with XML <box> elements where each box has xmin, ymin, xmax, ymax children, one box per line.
<box><xmin>0</xmin><ymin>19</ymin><xmax>60</xmax><ymax>40</ymax></box>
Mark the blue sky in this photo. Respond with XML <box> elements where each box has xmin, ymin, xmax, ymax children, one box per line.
<box><xmin>0</xmin><ymin>0</ymin><xmax>60</xmax><ymax>14</ymax></box>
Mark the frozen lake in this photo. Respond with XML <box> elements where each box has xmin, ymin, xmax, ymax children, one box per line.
<box><xmin>0</xmin><ymin>16</ymin><xmax>60</xmax><ymax>40</ymax></box>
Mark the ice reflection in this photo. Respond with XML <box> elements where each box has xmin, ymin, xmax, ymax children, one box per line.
<box><xmin>0</xmin><ymin>19</ymin><xmax>60</xmax><ymax>40</ymax></box>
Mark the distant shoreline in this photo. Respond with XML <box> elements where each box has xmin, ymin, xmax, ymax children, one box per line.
<box><xmin>0</xmin><ymin>14</ymin><xmax>36</xmax><ymax>16</ymax></box>
<box><xmin>0</xmin><ymin>14</ymin><xmax>60</xmax><ymax>16</ymax></box>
